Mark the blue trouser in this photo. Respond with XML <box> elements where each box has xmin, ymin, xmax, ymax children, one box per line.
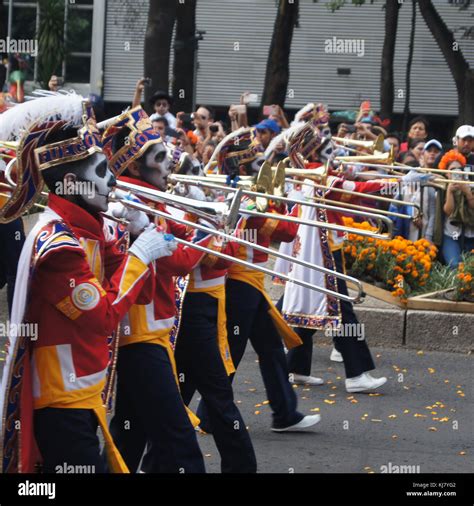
<box><xmin>110</xmin><ymin>342</ymin><xmax>205</xmax><ymax>473</ymax></box>
<box><xmin>175</xmin><ymin>291</ymin><xmax>257</xmax><ymax>473</ymax></box>
<box><xmin>284</xmin><ymin>249</ymin><xmax>375</xmax><ymax>379</ymax></box>
<box><xmin>0</xmin><ymin>219</ymin><xmax>25</xmax><ymax>314</ymax></box>
<box><xmin>442</xmin><ymin>234</ymin><xmax>474</xmax><ymax>267</ymax></box>
<box><xmin>198</xmin><ymin>279</ymin><xmax>303</xmax><ymax>430</ymax></box>
<box><xmin>34</xmin><ymin>407</ymin><xmax>107</xmax><ymax>473</ymax></box>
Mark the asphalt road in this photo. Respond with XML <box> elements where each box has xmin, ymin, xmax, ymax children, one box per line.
<box><xmin>0</xmin><ymin>282</ymin><xmax>471</xmax><ymax>475</ymax></box>
<box><xmin>189</xmin><ymin>342</ymin><xmax>473</xmax><ymax>474</ymax></box>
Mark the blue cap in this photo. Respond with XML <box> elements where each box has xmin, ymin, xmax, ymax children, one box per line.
<box><xmin>255</xmin><ymin>119</ymin><xmax>281</xmax><ymax>134</ymax></box>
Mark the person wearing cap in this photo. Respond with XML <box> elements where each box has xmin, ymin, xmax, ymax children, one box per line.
<box><xmin>132</xmin><ymin>78</ymin><xmax>177</xmax><ymax>129</ymax></box>
<box><xmin>394</xmin><ymin>140</ymin><xmax>441</xmax><ymax>243</ymax></box>
<box><xmin>254</xmin><ymin>118</ymin><xmax>281</xmax><ymax>151</ymax></box>
<box><xmin>453</xmin><ymin>125</ymin><xmax>474</xmax><ymax>172</ymax></box>
<box><xmin>423</xmin><ymin>139</ymin><xmax>443</xmax><ymax>168</ymax></box>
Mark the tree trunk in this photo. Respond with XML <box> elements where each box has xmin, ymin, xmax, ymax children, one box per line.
<box><xmin>0</xmin><ymin>0</ymin><xmax>6</xmax><ymax>89</ymax></box>
<box><xmin>173</xmin><ymin>0</ymin><xmax>197</xmax><ymax>113</ymax></box>
<box><xmin>144</xmin><ymin>0</ymin><xmax>177</xmax><ymax>107</ymax></box>
<box><xmin>260</xmin><ymin>0</ymin><xmax>299</xmax><ymax>108</ymax></box>
<box><xmin>417</xmin><ymin>0</ymin><xmax>473</xmax><ymax>126</ymax></box>
<box><xmin>402</xmin><ymin>0</ymin><xmax>417</xmax><ymax>133</ymax></box>
<box><xmin>379</xmin><ymin>0</ymin><xmax>401</xmax><ymax>121</ymax></box>
<box><xmin>463</xmin><ymin>68</ymin><xmax>474</xmax><ymax>125</ymax></box>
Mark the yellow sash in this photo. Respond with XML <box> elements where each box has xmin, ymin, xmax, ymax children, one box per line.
<box><xmin>186</xmin><ymin>284</ymin><xmax>235</xmax><ymax>375</ymax></box>
<box><xmin>229</xmin><ymin>266</ymin><xmax>302</xmax><ymax>349</ymax></box>
<box><xmin>147</xmin><ymin>336</ymin><xmax>200</xmax><ymax>427</ymax></box>
<box><xmin>47</xmin><ymin>395</ymin><xmax>128</xmax><ymax>473</ymax></box>
<box><xmin>94</xmin><ymin>406</ymin><xmax>129</xmax><ymax>473</ymax></box>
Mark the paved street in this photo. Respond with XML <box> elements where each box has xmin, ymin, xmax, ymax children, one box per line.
<box><xmin>189</xmin><ymin>342</ymin><xmax>473</xmax><ymax>474</ymax></box>
<box><xmin>0</xmin><ymin>281</ymin><xmax>472</xmax><ymax>475</ymax></box>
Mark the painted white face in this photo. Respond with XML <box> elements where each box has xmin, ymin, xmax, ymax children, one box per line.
<box><xmin>138</xmin><ymin>142</ymin><xmax>171</xmax><ymax>191</ymax></box>
<box><xmin>77</xmin><ymin>153</ymin><xmax>116</xmax><ymax>212</ymax></box>
<box><xmin>318</xmin><ymin>138</ymin><xmax>335</xmax><ymax>163</ymax></box>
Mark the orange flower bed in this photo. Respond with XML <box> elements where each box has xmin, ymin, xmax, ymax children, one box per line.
<box><xmin>342</xmin><ymin>217</ymin><xmax>437</xmax><ymax>301</ymax></box>
<box><xmin>454</xmin><ymin>252</ymin><xmax>474</xmax><ymax>300</ymax></box>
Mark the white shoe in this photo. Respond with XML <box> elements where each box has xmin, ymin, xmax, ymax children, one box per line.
<box><xmin>289</xmin><ymin>373</ymin><xmax>324</xmax><ymax>385</ymax></box>
<box><xmin>330</xmin><ymin>347</ymin><xmax>343</xmax><ymax>362</ymax></box>
<box><xmin>271</xmin><ymin>414</ymin><xmax>321</xmax><ymax>432</ymax></box>
<box><xmin>345</xmin><ymin>372</ymin><xmax>387</xmax><ymax>393</ymax></box>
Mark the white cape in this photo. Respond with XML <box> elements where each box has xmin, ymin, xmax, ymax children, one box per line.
<box><xmin>275</xmin><ymin>181</ymin><xmax>341</xmax><ymax>330</ymax></box>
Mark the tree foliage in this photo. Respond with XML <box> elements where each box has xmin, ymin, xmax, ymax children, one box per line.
<box><xmin>37</xmin><ymin>0</ymin><xmax>65</xmax><ymax>89</ymax></box>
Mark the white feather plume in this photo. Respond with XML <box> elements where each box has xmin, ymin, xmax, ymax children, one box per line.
<box><xmin>203</xmin><ymin>127</ymin><xmax>250</xmax><ymax>173</ymax></box>
<box><xmin>0</xmin><ymin>92</ymin><xmax>86</xmax><ymax>141</ymax></box>
<box><xmin>264</xmin><ymin>121</ymin><xmax>305</xmax><ymax>159</ymax></box>
<box><xmin>292</xmin><ymin>103</ymin><xmax>315</xmax><ymax>125</ymax></box>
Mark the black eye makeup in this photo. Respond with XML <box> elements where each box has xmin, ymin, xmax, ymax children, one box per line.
<box><xmin>155</xmin><ymin>151</ymin><xmax>166</xmax><ymax>163</ymax></box>
<box><xmin>95</xmin><ymin>160</ymin><xmax>107</xmax><ymax>178</ymax></box>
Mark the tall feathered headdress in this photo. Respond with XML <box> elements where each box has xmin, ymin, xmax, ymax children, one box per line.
<box><xmin>204</xmin><ymin>127</ymin><xmax>260</xmax><ymax>176</ymax></box>
<box><xmin>101</xmin><ymin>106</ymin><xmax>164</xmax><ymax>177</ymax></box>
<box><xmin>286</xmin><ymin>122</ymin><xmax>329</xmax><ymax>169</ymax></box>
<box><xmin>0</xmin><ymin>92</ymin><xmax>101</xmax><ymax>223</ymax></box>
<box><xmin>293</xmin><ymin>102</ymin><xmax>330</xmax><ymax>128</ymax></box>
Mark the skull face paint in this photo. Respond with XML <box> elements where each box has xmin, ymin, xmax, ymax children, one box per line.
<box><xmin>317</xmin><ymin>138</ymin><xmax>335</xmax><ymax>163</ymax></box>
<box><xmin>136</xmin><ymin>142</ymin><xmax>171</xmax><ymax>191</ymax></box>
<box><xmin>75</xmin><ymin>153</ymin><xmax>116</xmax><ymax>212</ymax></box>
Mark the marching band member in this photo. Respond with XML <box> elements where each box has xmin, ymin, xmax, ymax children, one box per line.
<box><xmin>278</xmin><ymin>112</ymin><xmax>388</xmax><ymax>392</ymax></box>
<box><xmin>101</xmin><ymin>107</ymin><xmax>209</xmax><ymax>473</ymax></box>
<box><xmin>198</xmin><ymin>129</ymin><xmax>321</xmax><ymax>432</ymax></box>
<box><xmin>0</xmin><ymin>148</ymin><xmax>25</xmax><ymax>315</ymax></box>
<box><xmin>174</xmin><ymin>212</ymin><xmax>258</xmax><ymax>473</ymax></box>
<box><xmin>0</xmin><ymin>95</ymin><xmax>176</xmax><ymax>473</ymax></box>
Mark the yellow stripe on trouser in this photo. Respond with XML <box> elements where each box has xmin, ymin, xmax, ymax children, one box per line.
<box><xmin>94</xmin><ymin>406</ymin><xmax>129</xmax><ymax>473</ymax></box>
<box><xmin>122</xmin><ymin>304</ymin><xmax>201</xmax><ymax>427</ymax></box>
<box><xmin>147</xmin><ymin>336</ymin><xmax>201</xmax><ymax>428</ymax></box>
<box><xmin>46</xmin><ymin>398</ymin><xmax>129</xmax><ymax>473</ymax></box>
<box><xmin>229</xmin><ymin>266</ymin><xmax>302</xmax><ymax>349</ymax></box>
<box><xmin>186</xmin><ymin>284</ymin><xmax>235</xmax><ymax>375</ymax></box>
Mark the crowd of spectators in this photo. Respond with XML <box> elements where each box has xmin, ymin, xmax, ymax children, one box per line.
<box><xmin>136</xmin><ymin>78</ymin><xmax>473</xmax><ymax>269</ymax></box>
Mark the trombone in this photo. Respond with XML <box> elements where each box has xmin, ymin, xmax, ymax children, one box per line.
<box><xmin>115</xmin><ymin>179</ymin><xmax>242</xmax><ymax>229</ymax></box>
<box><xmin>335</xmin><ymin>149</ymin><xmax>395</xmax><ymax>165</ymax></box>
<box><xmin>0</xmin><ymin>141</ymin><xmax>19</xmax><ymax>151</ymax></box>
<box><xmin>285</xmin><ymin>178</ymin><xmax>421</xmax><ymax>219</ymax></box>
<box><xmin>347</xmin><ymin>161</ymin><xmax>474</xmax><ymax>186</ymax></box>
<box><xmin>169</xmin><ymin>174</ymin><xmax>394</xmax><ymax>239</ymax></box>
<box><xmin>109</xmin><ymin>188</ymin><xmax>365</xmax><ymax>303</ymax></box>
<box><xmin>332</xmin><ymin>134</ymin><xmax>385</xmax><ymax>155</ymax></box>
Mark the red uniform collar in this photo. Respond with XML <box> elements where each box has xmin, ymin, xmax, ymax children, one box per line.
<box><xmin>48</xmin><ymin>193</ymin><xmax>104</xmax><ymax>240</ymax></box>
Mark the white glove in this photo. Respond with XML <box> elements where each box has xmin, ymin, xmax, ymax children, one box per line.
<box><xmin>128</xmin><ymin>224</ymin><xmax>178</xmax><ymax>264</ymax></box>
<box><xmin>186</xmin><ymin>185</ymin><xmax>207</xmax><ymax>201</ymax></box>
<box><xmin>108</xmin><ymin>199</ymin><xmax>150</xmax><ymax>236</ymax></box>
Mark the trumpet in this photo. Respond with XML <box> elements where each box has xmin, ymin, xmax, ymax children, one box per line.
<box><xmin>109</xmin><ymin>189</ymin><xmax>365</xmax><ymax>302</ymax></box>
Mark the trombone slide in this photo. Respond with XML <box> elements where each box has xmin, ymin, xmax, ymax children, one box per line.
<box><xmin>112</xmin><ymin>196</ymin><xmax>364</xmax><ymax>302</ymax></box>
